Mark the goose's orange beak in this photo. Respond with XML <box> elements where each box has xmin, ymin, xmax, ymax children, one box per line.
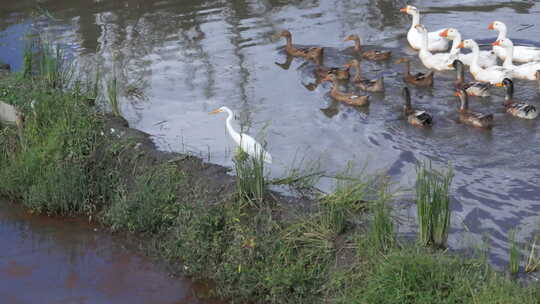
<box><xmin>400</xmin><ymin>7</ymin><xmax>408</xmax><ymax>13</ymax></box>
<box><xmin>454</xmin><ymin>91</ymin><xmax>461</xmax><ymax>97</ymax></box>
<box><xmin>439</xmin><ymin>29</ymin><xmax>449</xmax><ymax>38</ymax></box>
<box><xmin>488</xmin><ymin>22</ymin><xmax>495</xmax><ymax>30</ymax></box>
<box><xmin>457</xmin><ymin>41</ymin><xmax>465</xmax><ymax>49</ymax></box>
<box><xmin>495</xmin><ymin>82</ymin><xmax>504</xmax><ymax>87</ymax></box>
<box><xmin>492</xmin><ymin>40</ymin><xmax>501</xmax><ymax>46</ymax></box>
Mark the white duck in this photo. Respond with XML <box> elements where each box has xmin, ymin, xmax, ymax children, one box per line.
<box><xmin>439</xmin><ymin>28</ymin><xmax>497</xmax><ymax>68</ymax></box>
<box><xmin>493</xmin><ymin>38</ymin><xmax>540</xmax><ymax>81</ymax></box>
<box><xmin>400</xmin><ymin>5</ymin><xmax>449</xmax><ymax>52</ymax></box>
<box><xmin>415</xmin><ymin>25</ymin><xmax>452</xmax><ymax>71</ymax></box>
<box><xmin>457</xmin><ymin>39</ymin><xmax>511</xmax><ymax>84</ymax></box>
<box><xmin>488</xmin><ymin>21</ymin><xmax>540</xmax><ymax>63</ymax></box>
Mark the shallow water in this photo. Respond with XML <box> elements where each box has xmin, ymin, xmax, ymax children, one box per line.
<box><xmin>0</xmin><ymin>200</ymin><xmax>221</xmax><ymax>303</ymax></box>
<box><xmin>2</xmin><ymin>0</ymin><xmax>540</xmax><ymax>265</ymax></box>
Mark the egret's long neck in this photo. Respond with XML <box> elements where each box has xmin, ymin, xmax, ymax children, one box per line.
<box><xmin>225</xmin><ymin>109</ymin><xmax>241</xmax><ymax>143</ymax></box>
<box><xmin>450</xmin><ymin>33</ymin><xmax>462</xmax><ymax>56</ymax></box>
<box><xmin>410</xmin><ymin>12</ymin><xmax>420</xmax><ymax>29</ymax></box>
<box><xmin>502</xmin><ymin>44</ymin><xmax>515</xmax><ymax>68</ymax></box>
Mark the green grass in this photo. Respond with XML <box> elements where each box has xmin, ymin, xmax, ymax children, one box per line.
<box><xmin>508</xmin><ymin>229</ymin><xmax>521</xmax><ymax>275</ymax></box>
<box><xmin>106</xmin><ymin>72</ymin><xmax>121</xmax><ymax>116</ymax></box>
<box><xmin>234</xmin><ymin>148</ymin><xmax>266</xmax><ymax>205</ymax></box>
<box><xmin>416</xmin><ymin>161</ymin><xmax>453</xmax><ymax>248</ymax></box>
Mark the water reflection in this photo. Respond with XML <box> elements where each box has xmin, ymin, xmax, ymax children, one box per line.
<box><xmin>1</xmin><ymin>0</ymin><xmax>540</xmax><ymax>266</ymax></box>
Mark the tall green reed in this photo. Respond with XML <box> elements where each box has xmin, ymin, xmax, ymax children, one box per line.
<box><xmin>415</xmin><ymin>161</ymin><xmax>453</xmax><ymax>248</ymax></box>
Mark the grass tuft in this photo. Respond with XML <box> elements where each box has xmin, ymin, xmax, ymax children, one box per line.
<box><xmin>234</xmin><ymin>148</ymin><xmax>266</xmax><ymax>205</ymax></box>
<box><xmin>415</xmin><ymin>161</ymin><xmax>453</xmax><ymax>248</ymax></box>
<box><xmin>508</xmin><ymin>229</ymin><xmax>521</xmax><ymax>275</ymax></box>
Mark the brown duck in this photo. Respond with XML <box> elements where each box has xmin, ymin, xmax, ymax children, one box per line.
<box><xmin>455</xmin><ymin>89</ymin><xmax>493</xmax><ymax>128</ymax></box>
<box><xmin>322</xmin><ymin>74</ymin><xmax>369</xmax><ymax>106</ymax></box>
<box><xmin>452</xmin><ymin>60</ymin><xmax>490</xmax><ymax>97</ymax></box>
<box><xmin>315</xmin><ymin>64</ymin><xmax>350</xmax><ymax>80</ymax></box>
<box><xmin>347</xmin><ymin>59</ymin><xmax>384</xmax><ymax>92</ymax></box>
<box><xmin>278</xmin><ymin>30</ymin><xmax>323</xmax><ymax>61</ymax></box>
<box><xmin>395</xmin><ymin>58</ymin><xmax>434</xmax><ymax>87</ymax></box>
<box><xmin>344</xmin><ymin>34</ymin><xmax>391</xmax><ymax>61</ymax></box>
<box><xmin>402</xmin><ymin>87</ymin><xmax>433</xmax><ymax>127</ymax></box>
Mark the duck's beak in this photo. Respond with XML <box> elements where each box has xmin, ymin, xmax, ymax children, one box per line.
<box><xmin>488</xmin><ymin>22</ymin><xmax>494</xmax><ymax>30</ymax></box>
<box><xmin>400</xmin><ymin>7</ymin><xmax>408</xmax><ymax>13</ymax></box>
<box><xmin>495</xmin><ymin>82</ymin><xmax>504</xmax><ymax>87</ymax></box>
<box><xmin>457</xmin><ymin>41</ymin><xmax>465</xmax><ymax>49</ymax></box>
<box><xmin>439</xmin><ymin>29</ymin><xmax>449</xmax><ymax>38</ymax></box>
<box><xmin>209</xmin><ymin>109</ymin><xmax>223</xmax><ymax>114</ymax></box>
<box><xmin>454</xmin><ymin>91</ymin><xmax>461</xmax><ymax>97</ymax></box>
<box><xmin>492</xmin><ymin>40</ymin><xmax>501</xmax><ymax>46</ymax></box>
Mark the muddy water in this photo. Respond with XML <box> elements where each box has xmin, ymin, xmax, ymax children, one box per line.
<box><xmin>1</xmin><ymin>0</ymin><xmax>540</xmax><ymax>264</ymax></box>
<box><xmin>0</xmin><ymin>201</ymin><xmax>220</xmax><ymax>303</ymax></box>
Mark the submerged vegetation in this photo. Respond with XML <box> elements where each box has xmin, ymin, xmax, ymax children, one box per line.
<box><xmin>2</xmin><ymin>42</ymin><xmax>540</xmax><ymax>303</ymax></box>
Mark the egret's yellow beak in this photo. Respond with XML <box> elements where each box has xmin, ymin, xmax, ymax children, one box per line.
<box><xmin>495</xmin><ymin>82</ymin><xmax>504</xmax><ymax>87</ymax></box>
<box><xmin>209</xmin><ymin>109</ymin><xmax>223</xmax><ymax>114</ymax></box>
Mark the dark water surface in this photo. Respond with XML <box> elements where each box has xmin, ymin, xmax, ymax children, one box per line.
<box><xmin>2</xmin><ymin>0</ymin><xmax>540</xmax><ymax>266</ymax></box>
<box><xmin>0</xmin><ymin>200</ymin><xmax>220</xmax><ymax>304</ymax></box>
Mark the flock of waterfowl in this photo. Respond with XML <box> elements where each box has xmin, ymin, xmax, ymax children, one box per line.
<box><xmin>210</xmin><ymin>5</ymin><xmax>540</xmax><ymax>163</ymax></box>
<box><xmin>274</xmin><ymin>5</ymin><xmax>540</xmax><ymax>128</ymax></box>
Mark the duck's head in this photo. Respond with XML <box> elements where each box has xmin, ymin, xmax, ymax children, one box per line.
<box><xmin>400</xmin><ymin>5</ymin><xmax>418</xmax><ymax>15</ymax></box>
<box><xmin>394</xmin><ymin>58</ymin><xmax>409</xmax><ymax>64</ymax></box>
<box><xmin>488</xmin><ymin>21</ymin><xmax>505</xmax><ymax>31</ymax></box>
<box><xmin>344</xmin><ymin>59</ymin><xmax>360</xmax><ymax>69</ymax></box>
<box><xmin>439</xmin><ymin>28</ymin><xmax>458</xmax><ymax>39</ymax></box>
<box><xmin>457</xmin><ymin>39</ymin><xmax>474</xmax><ymax>50</ymax></box>
<box><xmin>451</xmin><ymin>59</ymin><xmax>464</xmax><ymax>69</ymax></box>
<box><xmin>278</xmin><ymin>30</ymin><xmax>292</xmax><ymax>38</ymax></box>
<box><xmin>492</xmin><ymin>38</ymin><xmax>512</xmax><ymax>48</ymax></box>
<box><xmin>495</xmin><ymin>78</ymin><xmax>513</xmax><ymax>88</ymax></box>
<box><xmin>321</xmin><ymin>73</ymin><xmax>337</xmax><ymax>83</ymax></box>
<box><xmin>344</xmin><ymin>34</ymin><xmax>360</xmax><ymax>42</ymax></box>
<box><xmin>536</xmin><ymin>70</ymin><xmax>540</xmax><ymax>81</ymax></box>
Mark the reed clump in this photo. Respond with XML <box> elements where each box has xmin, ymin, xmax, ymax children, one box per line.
<box><xmin>415</xmin><ymin>161</ymin><xmax>453</xmax><ymax>248</ymax></box>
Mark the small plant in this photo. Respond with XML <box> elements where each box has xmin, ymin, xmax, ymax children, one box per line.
<box><xmin>234</xmin><ymin>148</ymin><xmax>266</xmax><ymax>205</ymax></box>
<box><xmin>415</xmin><ymin>161</ymin><xmax>453</xmax><ymax>248</ymax></box>
<box><xmin>106</xmin><ymin>73</ymin><xmax>121</xmax><ymax>116</ymax></box>
<box><xmin>370</xmin><ymin>192</ymin><xmax>395</xmax><ymax>252</ymax></box>
<box><xmin>508</xmin><ymin>229</ymin><xmax>521</xmax><ymax>275</ymax></box>
<box><xmin>525</xmin><ymin>235</ymin><xmax>540</xmax><ymax>273</ymax></box>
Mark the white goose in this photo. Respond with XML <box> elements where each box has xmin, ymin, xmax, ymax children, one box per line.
<box><xmin>488</xmin><ymin>21</ymin><xmax>540</xmax><ymax>63</ymax></box>
<box><xmin>439</xmin><ymin>28</ymin><xmax>497</xmax><ymax>68</ymax></box>
<box><xmin>400</xmin><ymin>5</ymin><xmax>449</xmax><ymax>52</ymax></box>
<box><xmin>493</xmin><ymin>38</ymin><xmax>540</xmax><ymax>81</ymax></box>
<box><xmin>415</xmin><ymin>25</ymin><xmax>452</xmax><ymax>71</ymax></box>
<box><xmin>457</xmin><ymin>39</ymin><xmax>511</xmax><ymax>84</ymax></box>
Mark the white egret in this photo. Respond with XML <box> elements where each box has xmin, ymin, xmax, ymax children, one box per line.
<box><xmin>209</xmin><ymin>106</ymin><xmax>272</xmax><ymax>164</ymax></box>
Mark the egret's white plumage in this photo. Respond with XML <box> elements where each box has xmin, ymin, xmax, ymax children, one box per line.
<box><xmin>210</xmin><ymin>106</ymin><xmax>272</xmax><ymax>164</ymax></box>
